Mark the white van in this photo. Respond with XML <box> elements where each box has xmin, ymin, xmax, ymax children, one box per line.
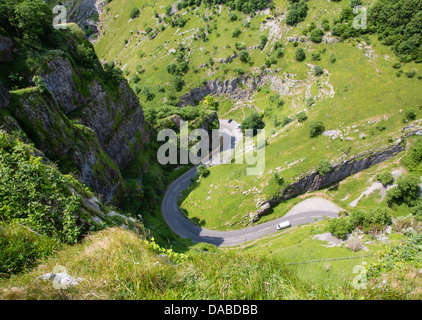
<box><xmin>276</xmin><ymin>221</ymin><xmax>291</xmax><ymax>230</ymax></box>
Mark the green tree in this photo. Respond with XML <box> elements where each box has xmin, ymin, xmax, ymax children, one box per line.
<box><xmin>130</xmin><ymin>7</ymin><xmax>140</xmax><ymax>19</ymax></box>
<box><xmin>310</xmin><ymin>28</ymin><xmax>324</xmax><ymax>43</ymax></box>
<box><xmin>309</xmin><ymin>120</ymin><xmax>325</xmax><ymax>137</ymax></box>
<box><xmin>296</xmin><ymin>111</ymin><xmax>308</xmax><ymax>123</ymax></box>
<box><xmin>313</xmin><ymin>65</ymin><xmax>324</xmax><ymax>76</ymax></box>
<box><xmin>316</xmin><ymin>160</ymin><xmax>332</xmax><ymax>176</ymax></box>
<box><xmin>231</xmin><ymin>27</ymin><xmax>241</xmax><ymax>38</ymax></box>
<box><xmin>197</xmin><ymin>165</ymin><xmax>210</xmax><ymax>177</ymax></box>
<box><xmin>241</xmin><ymin>112</ymin><xmax>265</xmax><ymax>135</ymax></box>
<box><xmin>295</xmin><ymin>47</ymin><xmax>306</xmax><ymax>62</ymax></box>
<box><xmin>238</xmin><ymin>50</ymin><xmax>251</xmax><ymax>63</ymax></box>
<box><xmin>13</xmin><ymin>0</ymin><xmax>52</xmax><ymax>44</ymax></box>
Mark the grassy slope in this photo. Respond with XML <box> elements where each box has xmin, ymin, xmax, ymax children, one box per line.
<box><xmin>1</xmin><ymin>227</ymin><xmax>416</xmax><ymax>299</ymax></box>
<box><xmin>94</xmin><ymin>0</ymin><xmax>422</xmax><ymax>226</ymax></box>
<box><xmin>89</xmin><ymin>0</ymin><xmax>422</xmax><ymax>291</ymax></box>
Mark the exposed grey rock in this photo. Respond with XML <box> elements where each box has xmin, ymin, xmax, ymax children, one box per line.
<box><xmin>0</xmin><ymin>35</ymin><xmax>13</xmax><ymax>62</ymax></box>
<box><xmin>0</xmin><ymin>81</ymin><xmax>10</xmax><ymax>108</ymax></box>
<box><xmin>10</xmin><ymin>90</ymin><xmax>124</xmax><ymax>203</ymax></box>
<box><xmin>249</xmin><ymin>202</ymin><xmax>271</xmax><ymax>223</ymax></box>
<box><xmin>251</xmin><ymin>141</ymin><xmax>406</xmax><ymax>221</ymax></box>
<box><xmin>178</xmin><ymin>73</ymin><xmax>304</xmax><ymax>107</ymax></box>
<box><xmin>39</xmin><ymin>52</ymin><xmax>149</xmax><ymax>171</ymax></box>
<box><xmin>38</xmin><ymin>273</ymin><xmax>83</xmax><ymax>287</ymax></box>
<box><xmin>65</xmin><ymin>0</ymin><xmax>107</xmax><ymax>39</ymax></box>
<box><xmin>39</xmin><ymin>55</ymin><xmax>83</xmax><ymax>114</ymax></box>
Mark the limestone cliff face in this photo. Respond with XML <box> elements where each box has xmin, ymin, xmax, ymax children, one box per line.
<box><xmin>0</xmin><ymin>35</ymin><xmax>13</xmax><ymax>63</ymax></box>
<box><xmin>0</xmin><ymin>81</ymin><xmax>10</xmax><ymax>108</ymax></box>
<box><xmin>1</xmin><ymin>89</ymin><xmax>125</xmax><ymax>203</ymax></box>
<box><xmin>39</xmin><ymin>54</ymin><xmax>149</xmax><ymax>169</ymax></box>
<box><xmin>66</xmin><ymin>0</ymin><xmax>106</xmax><ymax>39</ymax></box>
<box><xmin>249</xmin><ymin>141</ymin><xmax>405</xmax><ymax>222</ymax></box>
<box><xmin>177</xmin><ymin>72</ymin><xmax>305</xmax><ymax>107</ymax></box>
<box><xmin>0</xmin><ymin>50</ymin><xmax>149</xmax><ymax>203</ymax></box>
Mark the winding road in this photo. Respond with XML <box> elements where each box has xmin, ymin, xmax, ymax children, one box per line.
<box><xmin>161</xmin><ymin>120</ymin><xmax>342</xmax><ymax>247</ymax></box>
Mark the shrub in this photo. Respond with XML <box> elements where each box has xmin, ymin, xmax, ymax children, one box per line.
<box><xmin>295</xmin><ymin>47</ymin><xmax>306</xmax><ymax>62</ymax></box>
<box><xmin>402</xmin><ymin>138</ymin><xmax>422</xmax><ymax>172</ymax></box>
<box><xmin>397</xmin><ymin>175</ymin><xmax>421</xmax><ymax>206</ymax></box>
<box><xmin>286</xmin><ymin>0</ymin><xmax>308</xmax><ymax>26</ymax></box>
<box><xmin>349</xmin><ymin>208</ymin><xmax>393</xmax><ymax>233</ymax></box>
<box><xmin>313</xmin><ymin>65</ymin><xmax>324</xmax><ymax>76</ymax></box>
<box><xmin>241</xmin><ymin>112</ymin><xmax>265</xmax><ymax>135</ymax></box>
<box><xmin>316</xmin><ymin>160</ymin><xmax>332</xmax><ymax>176</ymax></box>
<box><xmin>376</xmin><ymin>172</ymin><xmax>394</xmax><ymax>186</ymax></box>
<box><xmin>403</xmin><ymin>109</ymin><xmax>417</xmax><ymax>122</ymax></box>
<box><xmin>309</xmin><ymin>120</ymin><xmax>325</xmax><ymax>137</ymax></box>
<box><xmin>228</xmin><ymin>12</ymin><xmax>237</xmax><ymax>21</ymax></box>
<box><xmin>258</xmin><ymin>35</ymin><xmax>268</xmax><ymax>50</ymax></box>
<box><xmin>367</xmin><ymin>233</ymin><xmax>422</xmax><ymax>278</ymax></box>
<box><xmin>405</xmin><ymin>70</ymin><xmax>417</xmax><ymax>78</ymax></box>
<box><xmin>32</xmin><ymin>75</ymin><xmax>48</xmax><ymax>93</ymax></box>
<box><xmin>197</xmin><ymin>165</ymin><xmax>210</xmax><ymax>177</ymax></box>
<box><xmin>0</xmin><ymin>132</ymin><xmax>84</xmax><ymax>244</ymax></box>
<box><xmin>296</xmin><ymin>111</ymin><xmax>308</xmax><ymax>123</ymax></box>
<box><xmin>386</xmin><ymin>175</ymin><xmax>421</xmax><ymax>207</ymax></box>
<box><xmin>130</xmin><ymin>7</ymin><xmax>140</xmax><ymax>19</ymax></box>
<box><xmin>310</xmin><ymin>28</ymin><xmax>324</xmax><ymax>43</ymax></box>
<box><xmin>238</xmin><ymin>50</ymin><xmax>251</xmax><ymax>63</ymax></box>
<box><xmin>231</xmin><ymin>27</ymin><xmax>241</xmax><ymax>38</ymax></box>
<box><xmin>326</xmin><ymin>217</ymin><xmax>354</xmax><ymax>240</ymax></box>
<box><xmin>173</xmin><ymin>75</ymin><xmax>184</xmax><ymax>91</ymax></box>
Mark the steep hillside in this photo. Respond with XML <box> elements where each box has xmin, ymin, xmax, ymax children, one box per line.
<box><xmin>91</xmin><ymin>0</ymin><xmax>422</xmax><ymax>228</ymax></box>
<box><xmin>1</xmin><ymin>0</ymin><xmax>422</xmax><ymax>302</ymax></box>
<box><xmin>0</xmin><ymin>3</ymin><xmax>151</xmax><ymax>204</ymax></box>
<box><xmin>1</xmin><ymin>226</ymin><xmax>418</xmax><ymax>300</ymax></box>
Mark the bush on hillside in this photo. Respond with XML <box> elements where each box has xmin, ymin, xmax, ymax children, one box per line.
<box><xmin>241</xmin><ymin>112</ymin><xmax>265</xmax><ymax>135</ymax></box>
<box><xmin>197</xmin><ymin>165</ymin><xmax>210</xmax><ymax>178</ymax></box>
<box><xmin>310</xmin><ymin>28</ymin><xmax>324</xmax><ymax>43</ymax></box>
<box><xmin>296</xmin><ymin>111</ymin><xmax>308</xmax><ymax>123</ymax></box>
<box><xmin>238</xmin><ymin>50</ymin><xmax>251</xmax><ymax>63</ymax></box>
<box><xmin>286</xmin><ymin>0</ymin><xmax>308</xmax><ymax>26</ymax></box>
<box><xmin>386</xmin><ymin>174</ymin><xmax>421</xmax><ymax>207</ymax></box>
<box><xmin>314</xmin><ymin>65</ymin><xmax>324</xmax><ymax>76</ymax></box>
<box><xmin>309</xmin><ymin>120</ymin><xmax>325</xmax><ymax>137</ymax></box>
<box><xmin>295</xmin><ymin>47</ymin><xmax>306</xmax><ymax>61</ymax></box>
<box><xmin>0</xmin><ymin>131</ymin><xmax>84</xmax><ymax>244</ymax></box>
<box><xmin>130</xmin><ymin>7</ymin><xmax>140</xmax><ymax>19</ymax></box>
<box><xmin>316</xmin><ymin>160</ymin><xmax>332</xmax><ymax>176</ymax></box>
<box><xmin>376</xmin><ymin>172</ymin><xmax>394</xmax><ymax>186</ymax></box>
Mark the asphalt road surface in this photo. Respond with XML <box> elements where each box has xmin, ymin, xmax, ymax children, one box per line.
<box><xmin>161</xmin><ymin>120</ymin><xmax>342</xmax><ymax>247</ymax></box>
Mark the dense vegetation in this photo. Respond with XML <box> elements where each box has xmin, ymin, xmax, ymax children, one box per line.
<box><xmin>0</xmin><ymin>131</ymin><xmax>85</xmax><ymax>244</ymax></box>
<box><xmin>326</xmin><ymin>208</ymin><xmax>393</xmax><ymax>240</ymax></box>
<box><xmin>332</xmin><ymin>0</ymin><xmax>422</xmax><ymax>63</ymax></box>
<box><xmin>181</xmin><ymin>0</ymin><xmax>272</xmax><ymax>14</ymax></box>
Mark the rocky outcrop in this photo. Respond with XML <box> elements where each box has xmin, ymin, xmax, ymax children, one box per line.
<box><xmin>39</xmin><ymin>53</ymin><xmax>149</xmax><ymax>170</ymax></box>
<box><xmin>0</xmin><ymin>81</ymin><xmax>10</xmax><ymax>108</ymax></box>
<box><xmin>249</xmin><ymin>203</ymin><xmax>271</xmax><ymax>223</ymax></box>
<box><xmin>39</xmin><ymin>55</ymin><xmax>84</xmax><ymax>114</ymax></box>
<box><xmin>178</xmin><ymin>77</ymin><xmax>258</xmax><ymax>107</ymax></box>
<box><xmin>2</xmin><ymin>89</ymin><xmax>125</xmax><ymax>203</ymax></box>
<box><xmin>250</xmin><ymin>141</ymin><xmax>405</xmax><ymax>221</ymax></box>
<box><xmin>178</xmin><ymin>73</ymin><xmax>306</xmax><ymax>107</ymax></box>
<box><xmin>66</xmin><ymin>0</ymin><xmax>107</xmax><ymax>38</ymax></box>
<box><xmin>0</xmin><ymin>40</ymin><xmax>149</xmax><ymax>203</ymax></box>
<box><xmin>0</xmin><ymin>35</ymin><xmax>13</xmax><ymax>62</ymax></box>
